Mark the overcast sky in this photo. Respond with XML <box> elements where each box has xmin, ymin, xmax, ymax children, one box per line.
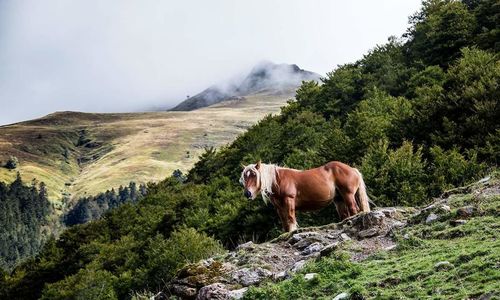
<box><xmin>0</xmin><ymin>0</ymin><xmax>421</xmax><ymax>125</ymax></box>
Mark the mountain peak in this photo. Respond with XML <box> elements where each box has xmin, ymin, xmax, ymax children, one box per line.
<box><xmin>170</xmin><ymin>62</ymin><xmax>320</xmax><ymax>111</ymax></box>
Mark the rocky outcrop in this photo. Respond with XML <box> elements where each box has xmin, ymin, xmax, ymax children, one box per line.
<box><xmin>165</xmin><ymin>176</ymin><xmax>498</xmax><ymax>299</ymax></box>
<box><xmin>166</xmin><ymin>207</ymin><xmax>409</xmax><ymax>299</ymax></box>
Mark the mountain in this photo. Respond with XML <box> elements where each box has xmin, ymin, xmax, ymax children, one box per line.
<box><xmin>171</xmin><ymin>62</ymin><xmax>320</xmax><ymax>111</ymax></box>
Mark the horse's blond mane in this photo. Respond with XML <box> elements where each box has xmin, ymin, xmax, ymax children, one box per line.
<box><xmin>258</xmin><ymin>163</ymin><xmax>278</xmax><ymax>202</ymax></box>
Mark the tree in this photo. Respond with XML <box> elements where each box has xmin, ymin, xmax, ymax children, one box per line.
<box><xmin>433</xmin><ymin>48</ymin><xmax>499</xmax><ymax>150</ymax></box>
<box><xmin>172</xmin><ymin>169</ymin><xmax>186</xmax><ymax>183</ymax></box>
<box><xmin>5</xmin><ymin>156</ymin><xmax>18</xmax><ymax>169</ymax></box>
<box><xmin>405</xmin><ymin>0</ymin><xmax>476</xmax><ymax>67</ymax></box>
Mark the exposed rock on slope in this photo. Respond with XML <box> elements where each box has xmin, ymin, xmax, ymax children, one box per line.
<box><xmin>165</xmin><ymin>176</ymin><xmax>499</xmax><ymax>299</ymax></box>
<box><xmin>171</xmin><ymin>62</ymin><xmax>320</xmax><ymax>111</ymax></box>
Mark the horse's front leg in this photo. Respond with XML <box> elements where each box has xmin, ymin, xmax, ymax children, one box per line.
<box><xmin>284</xmin><ymin>196</ymin><xmax>298</xmax><ymax>232</ymax></box>
<box><xmin>275</xmin><ymin>208</ymin><xmax>287</xmax><ymax>232</ymax></box>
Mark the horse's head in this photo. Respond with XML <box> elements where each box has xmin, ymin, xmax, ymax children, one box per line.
<box><xmin>239</xmin><ymin>161</ymin><xmax>261</xmax><ymax>200</ymax></box>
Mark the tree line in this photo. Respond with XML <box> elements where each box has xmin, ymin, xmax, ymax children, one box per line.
<box><xmin>0</xmin><ymin>174</ymin><xmax>52</xmax><ymax>270</ymax></box>
<box><xmin>63</xmin><ymin>182</ymin><xmax>147</xmax><ymax>226</ymax></box>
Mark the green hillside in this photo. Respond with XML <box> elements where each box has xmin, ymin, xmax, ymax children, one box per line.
<box><xmin>0</xmin><ymin>91</ymin><xmax>290</xmax><ymax>205</ymax></box>
<box><xmin>0</xmin><ymin>0</ymin><xmax>498</xmax><ymax>299</ymax></box>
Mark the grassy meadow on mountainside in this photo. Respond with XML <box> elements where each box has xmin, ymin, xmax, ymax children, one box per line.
<box><xmin>244</xmin><ymin>181</ymin><xmax>500</xmax><ymax>299</ymax></box>
<box><xmin>0</xmin><ymin>91</ymin><xmax>290</xmax><ymax>206</ymax></box>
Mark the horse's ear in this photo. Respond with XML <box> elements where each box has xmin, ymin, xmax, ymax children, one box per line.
<box><xmin>240</xmin><ymin>163</ymin><xmax>246</xmax><ymax>169</ymax></box>
<box><xmin>256</xmin><ymin>160</ymin><xmax>261</xmax><ymax>170</ymax></box>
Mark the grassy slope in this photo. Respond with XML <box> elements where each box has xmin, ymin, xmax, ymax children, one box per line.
<box><xmin>0</xmin><ymin>91</ymin><xmax>290</xmax><ymax>208</ymax></box>
<box><xmin>244</xmin><ymin>179</ymin><xmax>500</xmax><ymax>300</ymax></box>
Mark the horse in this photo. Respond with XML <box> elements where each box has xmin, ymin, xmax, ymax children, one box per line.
<box><xmin>240</xmin><ymin>161</ymin><xmax>371</xmax><ymax>232</ymax></box>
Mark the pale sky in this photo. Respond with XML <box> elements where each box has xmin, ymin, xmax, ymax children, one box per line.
<box><xmin>0</xmin><ymin>0</ymin><xmax>421</xmax><ymax>125</ymax></box>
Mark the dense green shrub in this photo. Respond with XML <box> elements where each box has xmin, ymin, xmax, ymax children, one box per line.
<box><xmin>145</xmin><ymin>228</ymin><xmax>224</xmax><ymax>287</ymax></box>
<box><xmin>428</xmin><ymin>146</ymin><xmax>486</xmax><ymax>194</ymax></box>
<box><xmin>360</xmin><ymin>141</ymin><xmax>428</xmax><ymax>206</ymax></box>
<box><xmin>434</xmin><ymin>48</ymin><xmax>500</xmax><ymax>149</ymax></box>
<box><xmin>345</xmin><ymin>90</ymin><xmax>413</xmax><ymax>160</ymax></box>
<box><xmin>41</xmin><ymin>268</ymin><xmax>119</xmax><ymax>300</ymax></box>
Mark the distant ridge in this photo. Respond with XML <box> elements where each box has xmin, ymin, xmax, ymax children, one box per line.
<box><xmin>171</xmin><ymin>62</ymin><xmax>320</xmax><ymax>111</ymax></box>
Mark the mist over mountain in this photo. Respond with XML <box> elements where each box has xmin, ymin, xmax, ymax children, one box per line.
<box><xmin>171</xmin><ymin>62</ymin><xmax>320</xmax><ymax>111</ymax></box>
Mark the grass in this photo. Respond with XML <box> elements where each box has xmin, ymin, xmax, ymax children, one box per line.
<box><xmin>243</xmin><ymin>192</ymin><xmax>500</xmax><ymax>300</ymax></box>
<box><xmin>0</xmin><ymin>91</ymin><xmax>291</xmax><ymax>209</ymax></box>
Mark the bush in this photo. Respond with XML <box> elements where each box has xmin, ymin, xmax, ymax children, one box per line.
<box><xmin>145</xmin><ymin>227</ymin><xmax>224</xmax><ymax>286</ymax></box>
<box><xmin>345</xmin><ymin>90</ymin><xmax>413</xmax><ymax>160</ymax></box>
<box><xmin>360</xmin><ymin>140</ymin><xmax>428</xmax><ymax>207</ymax></box>
<box><xmin>41</xmin><ymin>268</ymin><xmax>118</xmax><ymax>300</ymax></box>
<box><xmin>428</xmin><ymin>146</ymin><xmax>486</xmax><ymax>195</ymax></box>
<box><xmin>5</xmin><ymin>156</ymin><xmax>18</xmax><ymax>169</ymax></box>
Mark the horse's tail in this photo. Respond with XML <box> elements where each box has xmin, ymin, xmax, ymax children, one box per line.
<box><xmin>354</xmin><ymin>168</ymin><xmax>371</xmax><ymax>212</ymax></box>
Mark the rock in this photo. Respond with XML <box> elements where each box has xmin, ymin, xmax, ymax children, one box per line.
<box><xmin>440</xmin><ymin>204</ymin><xmax>451</xmax><ymax>212</ymax></box>
<box><xmin>392</xmin><ymin>221</ymin><xmax>405</xmax><ymax>228</ymax></box>
<box><xmin>425</xmin><ymin>213</ymin><xmax>439</xmax><ymax>223</ymax></box>
<box><xmin>289</xmin><ymin>232</ymin><xmax>319</xmax><ymax>245</ymax></box>
<box><xmin>340</xmin><ymin>233</ymin><xmax>351</xmax><ymax>241</ymax></box>
<box><xmin>384</xmin><ymin>244</ymin><xmax>397</xmax><ymax>251</ymax></box>
<box><xmin>232</xmin><ymin>267</ymin><xmax>272</xmax><ymax>286</ymax></box>
<box><xmin>196</xmin><ymin>283</ymin><xmax>229</xmax><ymax>300</ymax></box>
<box><xmin>478</xmin><ymin>176</ymin><xmax>491</xmax><ymax>184</ymax></box>
<box><xmin>478</xmin><ymin>292</ymin><xmax>495</xmax><ymax>300</ymax></box>
<box><xmin>332</xmin><ymin>292</ymin><xmax>349</xmax><ymax>300</ymax></box>
<box><xmin>380</xmin><ymin>208</ymin><xmax>397</xmax><ymax>218</ymax></box>
<box><xmin>434</xmin><ymin>261</ymin><xmax>454</xmax><ymax>270</ymax></box>
<box><xmin>273</xmin><ymin>271</ymin><xmax>288</xmax><ymax>280</ymax></box>
<box><xmin>320</xmin><ymin>242</ymin><xmax>339</xmax><ymax>257</ymax></box>
<box><xmin>201</xmin><ymin>258</ymin><xmax>215</xmax><ymax>267</ymax></box>
<box><xmin>293</xmin><ymin>236</ymin><xmax>322</xmax><ymax>250</ymax></box>
<box><xmin>422</xmin><ymin>203</ymin><xmax>436</xmax><ymax>211</ymax></box>
<box><xmin>152</xmin><ymin>292</ymin><xmax>168</xmax><ymax>300</ymax></box>
<box><xmin>228</xmin><ymin>287</ymin><xmax>248</xmax><ymax>299</ymax></box>
<box><xmin>457</xmin><ymin>206</ymin><xmax>475</xmax><ymax>218</ymax></box>
<box><xmin>358</xmin><ymin>228</ymin><xmax>378</xmax><ymax>238</ymax></box>
<box><xmin>304</xmin><ymin>273</ymin><xmax>317</xmax><ymax>280</ymax></box>
<box><xmin>289</xmin><ymin>234</ymin><xmax>303</xmax><ymax>244</ymax></box>
<box><xmin>172</xmin><ymin>284</ymin><xmax>197</xmax><ymax>299</ymax></box>
<box><xmin>301</xmin><ymin>242</ymin><xmax>322</xmax><ymax>255</ymax></box>
<box><xmin>360</xmin><ymin>211</ymin><xmax>386</xmax><ymax>228</ymax></box>
<box><xmin>450</xmin><ymin>219</ymin><xmax>467</xmax><ymax>226</ymax></box>
<box><xmin>236</xmin><ymin>241</ymin><xmax>254</xmax><ymax>250</ymax></box>
<box><xmin>290</xmin><ymin>260</ymin><xmax>306</xmax><ymax>272</ymax></box>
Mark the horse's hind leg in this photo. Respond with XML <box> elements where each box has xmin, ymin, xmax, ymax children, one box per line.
<box><xmin>341</xmin><ymin>192</ymin><xmax>359</xmax><ymax>217</ymax></box>
<box><xmin>334</xmin><ymin>198</ymin><xmax>349</xmax><ymax>220</ymax></box>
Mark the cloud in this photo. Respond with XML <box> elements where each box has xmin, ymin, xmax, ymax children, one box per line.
<box><xmin>0</xmin><ymin>0</ymin><xmax>421</xmax><ymax>125</ymax></box>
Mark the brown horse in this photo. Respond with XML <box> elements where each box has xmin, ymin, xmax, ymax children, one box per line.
<box><xmin>240</xmin><ymin>161</ymin><xmax>371</xmax><ymax>232</ymax></box>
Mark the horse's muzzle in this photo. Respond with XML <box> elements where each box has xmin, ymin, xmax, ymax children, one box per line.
<box><xmin>244</xmin><ymin>189</ymin><xmax>252</xmax><ymax>199</ymax></box>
